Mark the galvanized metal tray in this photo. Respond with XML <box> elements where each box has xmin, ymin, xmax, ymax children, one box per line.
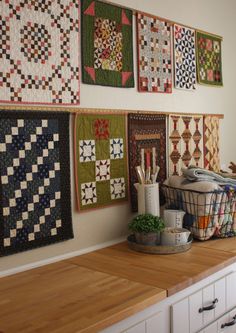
<box><xmin>127</xmin><ymin>234</ymin><xmax>192</xmax><ymax>255</ymax></box>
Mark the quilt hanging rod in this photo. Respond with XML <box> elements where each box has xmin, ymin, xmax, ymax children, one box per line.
<box><xmin>101</xmin><ymin>0</ymin><xmax>223</xmax><ymax>40</ymax></box>
<box><xmin>0</xmin><ymin>105</ymin><xmax>224</xmax><ymax>119</ymax></box>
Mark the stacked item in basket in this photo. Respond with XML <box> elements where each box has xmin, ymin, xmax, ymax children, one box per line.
<box><xmin>163</xmin><ymin>167</ymin><xmax>236</xmax><ymax>240</ymax></box>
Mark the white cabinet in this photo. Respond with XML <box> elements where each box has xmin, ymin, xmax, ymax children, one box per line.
<box><xmin>172</xmin><ymin>271</ymin><xmax>236</xmax><ymax>333</ymax></box>
<box><xmin>125</xmin><ymin>321</ymin><xmax>145</xmax><ymax>333</ymax></box>
<box><xmin>199</xmin><ymin>306</ymin><xmax>236</xmax><ymax>333</ymax></box>
<box><xmin>101</xmin><ymin>265</ymin><xmax>236</xmax><ymax>333</ymax></box>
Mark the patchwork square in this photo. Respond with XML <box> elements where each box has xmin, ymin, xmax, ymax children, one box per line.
<box><xmin>110</xmin><ymin>138</ymin><xmax>124</xmax><ymax>159</ymax></box>
<box><xmin>0</xmin><ymin>1</ymin><xmax>80</xmax><ymax>105</ymax></box>
<box><xmin>204</xmin><ymin>116</ymin><xmax>220</xmax><ymax>172</ymax></box>
<box><xmin>169</xmin><ymin>114</ymin><xmax>204</xmax><ymax>176</ymax></box>
<box><xmin>75</xmin><ymin>113</ymin><xmax>128</xmax><ymax>210</ymax></box>
<box><xmin>110</xmin><ymin>178</ymin><xmax>125</xmax><ymax>200</ymax></box>
<box><xmin>82</xmin><ymin>0</ymin><xmax>134</xmax><ymax>87</ymax></box>
<box><xmin>137</xmin><ymin>13</ymin><xmax>172</xmax><ymax>93</ymax></box>
<box><xmin>79</xmin><ymin>140</ymin><xmax>96</xmax><ymax>162</ymax></box>
<box><xmin>0</xmin><ymin>111</ymin><xmax>73</xmax><ymax>256</ymax></box>
<box><xmin>174</xmin><ymin>24</ymin><xmax>197</xmax><ymax>90</ymax></box>
<box><xmin>128</xmin><ymin>114</ymin><xmax>167</xmax><ymax>211</ymax></box>
<box><xmin>96</xmin><ymin>160</ymin><xmax>110</xmax><ymax>181</ymax></box>
<box><xmin>196</xmin><ymin>31</ymin><xmax>223</xmax><ymax>86</ymax></box>
<box><xmin>81</xmin><ymin>182</ymin><xmax>97</xmax><ymax>206</ymax></box>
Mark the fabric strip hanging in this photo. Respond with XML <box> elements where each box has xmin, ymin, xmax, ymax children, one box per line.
<box><xmin>204</xmin><ymin>116</ymin><xmax>220</xmax><ymax>172</ymax></box>
<box><xmin>168</xmin><ymin>114</ymin><xmax>204</xmax><ymax>176</ymax></box>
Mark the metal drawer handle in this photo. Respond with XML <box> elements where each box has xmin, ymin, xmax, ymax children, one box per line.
<box><xmin>199</xmin><ymin>298</ymin><xmax>218</xmax><ymax>313</ymax></box>
<box><xmin>221</xmin><ymin>315</ymin><xmax>236</xmax><ymax>328</ymax></box>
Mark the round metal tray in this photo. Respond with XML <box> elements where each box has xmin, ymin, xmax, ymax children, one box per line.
<box><xmin>127</xmin><ymin>234</ymin><xmax>192</xmax><ymax>255</ymax></box>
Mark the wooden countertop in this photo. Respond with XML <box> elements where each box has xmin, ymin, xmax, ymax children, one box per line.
<box><xmin>0</xmin><ymin>261</ymin><xmax>166</xmax><ymax>333</ymax></box>
<box><xmin>68</xmin><ymin>241</ymin><xmax>236</xmax><ymax>296</ymax></box>
<box><xmin>1</xmin><ymin>237</ymin><xmax>236</xmax><ymax>333</ymax></box>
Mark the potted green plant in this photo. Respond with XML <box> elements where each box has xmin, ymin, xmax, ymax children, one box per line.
<box><xmin>128</xmin><ymin>214</ymin><xmax>165</xmax><ymax>245</ymax></box>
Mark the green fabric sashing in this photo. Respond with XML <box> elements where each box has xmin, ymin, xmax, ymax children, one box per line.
<box><xmin>81</xmin><ymin>0</ymin><xmax>134</xmax><ymax>88</ymax></box>
<box><xmin>74</xmin><ymin>113</ymin><xmax>128</xmax><ymax>210</ymax></box>
<box><xmin>196</xmin><ymin>31</ymin><xmax>223</xmax><ymax>86</ymax></box>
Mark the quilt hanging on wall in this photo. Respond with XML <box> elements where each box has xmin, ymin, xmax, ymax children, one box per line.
<box><xmin>173</xmin><ymin>24</ymin><xmax>196</xmax><ymax>91</ymax></box>
<box><xmin>169</xmin><ymin>114</ymin><xmax>204</xmax><ymax>176</ymax></box>
<box><xmin>128</xmin><ymin>113</ymin><xmax>167</xmax><ymax>211</ymax></box>
<box><xmin>204</xmin><ymin>116</ymin><xmax>220</xmax><ymax>172</ymax></box>
<box><xmin>0</xmin><ymin>111</ymin><xmax>73</xmax><ymax>256</ymax></box>
<box><xmin>82</xmin><ymin>0</ymin><xmax>134</xmax><ymax>88</ymax></box>
<box><xmin>0</xmin><ymin>1</ymin><xmax>80</xmax><ymax>105</ymax></box>
<box><xmin>74</xmin><ymin>113</ymin><xmax>128</xmax><ymax>210</ymax></box>
<box><xmin>136</xmin><ymin>12</ymin><xmax>172</xmax><ymax>93</ymax></box>
<box><xmin>196</xmin><ymin>31</ymin><xmax>223</xmax><ymax>86</ymax></box>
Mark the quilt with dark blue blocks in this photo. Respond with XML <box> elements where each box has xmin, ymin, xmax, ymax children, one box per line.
<box><xmin>0</xmin><ymin>111</ymin><xmax>73</xmax><ymax>256</ymax></box>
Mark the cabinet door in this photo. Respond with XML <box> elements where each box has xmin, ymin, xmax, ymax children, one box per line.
<box><xmin>202</xmin><ymin>321</ymin><xmax>218</xmax><ymax>333</ymax></box>
<box><xmin>215</xmin><ymin>277</ymin><xmax>226</xmax><ymax>318</ymax></box>
<box><xmin>189</xmin><ymin>290</ymin><xmax>203</xmax><ymax>332</ymax></box>
<box><xmin>125</xmin><ymin>321</ymin><xmax>145</xmax><ymax>333</ymax></box>
<box><xmin>226</xmin><ymin>272</ymin><xmax>236</xmax><ymax>310</ymax></box>
<box><xmin>172</xmin><ymin>298</ymin><xmax>189</xmax><ymax>333</ymax></box>
<box><xmin>202</xmin><ymin>284</ymin><xmax>215</xmax><ymax>326</ymax></box>
<box><xmin>146</xmin><ymin>311</ymin><xmax>165</xmax><ymax>333</ymax></box>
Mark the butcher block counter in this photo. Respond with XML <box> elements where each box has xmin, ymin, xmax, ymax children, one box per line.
<box><xmin>1</xmin><ymin>238</ymin><xmax>236</xmax><ymax>333</ymax></box>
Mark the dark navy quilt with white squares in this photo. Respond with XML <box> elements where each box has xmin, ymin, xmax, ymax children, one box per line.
<box><xmin>0</xmin><ymin>111</ymin><xmax>73</xmax><ymax>256</ymax></box>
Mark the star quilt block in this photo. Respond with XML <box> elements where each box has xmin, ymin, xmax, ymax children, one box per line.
<box><xmin>0</xmin><ymin>111</ymin><xmax>73</xmax><ymax>256</ymax></box>
<box><xmin>74</xmin><ymin>113</ymin><xmax>128</xmax><ymax>210</ymax></box>
<box><xmin>174</xmin><ymin>24</ymin><xmax>197</xmax><ymax>90</ymax></box>
<box><xmin>82</xmin><ymin>0</ymin><xmax>134</xmax><ymax>88</ymax></box>
<box><xmin>137</xmin><ymin>12</ymin><xmax>172</xmax><ymax>93</ymax></box>
<box><xmin>0</xmin><ymin>0</ymin><xmax>80</xmax><ymax>105</ymax></box>
<box><xmin>196</xmin><ymin>31</ymin><xmax>223</xmax><ymax>86</ymax></box>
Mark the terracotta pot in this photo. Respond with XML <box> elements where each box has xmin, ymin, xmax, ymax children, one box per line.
<box><xmin>134</xmin><ymin>232</ymin><xmax>161</xmax><ymax>246</ymax></box>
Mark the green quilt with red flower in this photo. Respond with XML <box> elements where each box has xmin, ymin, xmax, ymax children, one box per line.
<box><xmin>81</xmin><ymin>0</ymin><xmax>134</xmax><ymax>88</ymax></box>
<box><xmin>74</xmin><ymin>113</ymin><xmax>128</xmax><ymax>210</ymax></box>
<box><xmin>196</xmin><ymin>31</ymin><xmax>223</xmax><ymax>86</ymax></box>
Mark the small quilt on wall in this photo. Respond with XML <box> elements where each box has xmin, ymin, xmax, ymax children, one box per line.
<box><xmin>0</xmin><ymin>111</ymin><xmax>73</xmax><ymax>256</ymax></box>
<box><xmin>81</xmin><ymin>0</ymin><xmax>134</xmax><ymax>88</ymax></box>
<box><xmin>136</xmin><ymin>12</ymin><xmax>172</xmax><ymax>93</ymax></box>
<box><xmin>169</xmin><ymin>114</ymin><xmax>204</xmax><ymax>176</ymax></box>
<box><xmin>196</xmin><ymin>31</ymin><xmax>223</xmax><ymax>86</ymax></box>
<box><xmin>204</xmin><ymin>116</ymin><xmax>220</xmax><ymax>172</ymax></box>
<box><xmin>0</xmin><ymin>1</ymin><xmax>80</xmax><ymax>105</ymax></box>
<box><xmin>128</xmin><ymin>113</ymin><xmax>167</xmax><ymax>212</ymax></box>
<box><xmin>74</xmin><ymin>113</ymin><xmax>128</xmax><ymax>210</ymax></box>
<box><xmin>173</xmin><ymin>24</ymin><xmax>197</xmax><ymax>91</ymax></box>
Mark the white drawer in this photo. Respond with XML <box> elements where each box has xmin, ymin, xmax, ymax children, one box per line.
<box><xmin>172</xmin><ymin>271</ymin><xmax>236</xmax><ymax>333</ymax></box>
<box><xmin>199</xmin><ymin>306</ymin><xmax>236</xmax><ymax>333</ymax></box>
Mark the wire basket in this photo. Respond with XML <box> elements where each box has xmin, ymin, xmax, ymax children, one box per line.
<box><xmin>162</xmin><ymin>184</ymin><xmax>236</xmax><ymax>241</ymax></box>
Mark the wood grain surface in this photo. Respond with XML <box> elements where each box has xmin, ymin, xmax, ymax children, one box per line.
<box><xmin>69</xmin><ymin>242</ymin><xmax>236</xmax><ymax>296</ymax></box>
<box><xmin>0</xmin><ymin>261</ymin><xmax>166</xmax><ymax>333</ymax></box>
<box><xmin>193</xmin><ymin>237</ymin><xmax>236</xmax><ymax>253</ymax></box>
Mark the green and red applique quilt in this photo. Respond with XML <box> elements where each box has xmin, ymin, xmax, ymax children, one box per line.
<box><xmin>196</xmin><ymin>31</ymin><xmax>223</xmax><ymax>86</ymax></box>
<box><xmin>74</xmin><ymin>113</ymin><xmax>128</xmax><ymax>210</ymax></box>
<box><xmin>81</xmin><ymin>0</ymin><xmax>134</xmax><ymax>88</ymax></box>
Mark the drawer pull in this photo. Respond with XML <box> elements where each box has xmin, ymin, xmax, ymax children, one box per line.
<box><xmin>221</xmin><ymin>315</ymin><xmax>236</xmax><ymax>328</ymax></box>
<box><xmin>198</xmin><ymin>298</ymin><xmax>218</xmax><ymax>313</ymax></box>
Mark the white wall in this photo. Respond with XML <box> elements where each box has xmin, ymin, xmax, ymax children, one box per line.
<box><xmin>1</xmin><ymin>0</ymin><xmax>236</xmax><ymax>273</ymax></box>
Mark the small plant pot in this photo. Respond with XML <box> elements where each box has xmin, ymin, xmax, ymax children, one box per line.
<box><xmin>134</xmin><ymin>232</ymin><xmax>161</xmax><ymax>246</ymax></box>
